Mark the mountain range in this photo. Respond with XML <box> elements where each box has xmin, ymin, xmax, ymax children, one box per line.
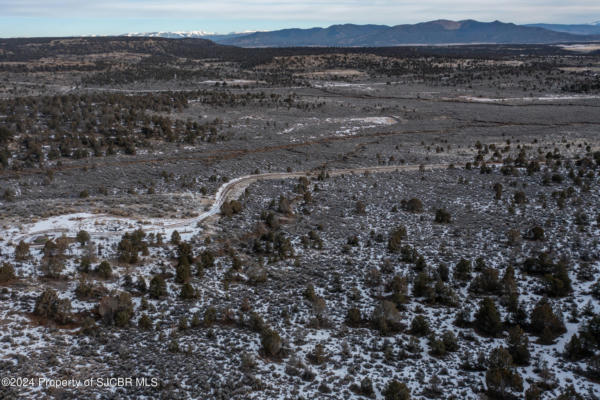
<box><xmin>124</xmin><ymin>20</ymin><xmax>600</xmax><ymax>47</ymax></box>
<box><xmin>525</xmin><ymin>22</ymin><xmax>600</xmax><ymax>36</ymax></box>
<box><xmin>124</xmin><ymin>31</ymin><xmax>257</xmax><ymax>42</ymax></box>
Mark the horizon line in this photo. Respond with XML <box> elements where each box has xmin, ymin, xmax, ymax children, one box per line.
<box><xmin>2</xmin><ymin>18</ymin><xmax>600</xmax><ymax>39</ymax></box>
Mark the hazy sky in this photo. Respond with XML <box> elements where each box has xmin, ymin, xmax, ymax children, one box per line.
<box><xmin>1</xmin><ymin>0</ymin><xmax>599</xmax><ymax>37</ymax></box>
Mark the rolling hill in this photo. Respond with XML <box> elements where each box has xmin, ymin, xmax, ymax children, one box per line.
<box><xmin>525</xmin><ymin>23</ymin><xmax>600</xmax><ymax>36</ymax></box>
<box><xmin>214</xmin><ymin>20</ymin><xmax>599</xmax><ymax>47</ymax></box>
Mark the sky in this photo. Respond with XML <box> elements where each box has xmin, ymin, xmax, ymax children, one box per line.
<box><xmin>1</xmin><ymin>0</ymin><xmax>599</xmax><ymax>37</ymax></box>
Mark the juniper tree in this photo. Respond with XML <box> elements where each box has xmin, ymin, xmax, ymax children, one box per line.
<box><xmin>180</xmin><ymin>283</ymin><xmax>196</xmax><ymax>299</ymax></box>
<box><xmin>0</xmin><ymin>263</ymin><xmax>15</xmax><ymax>282</ymax></box>
<box><xmin>261</xmin><ymin>328</ymin><xmax>283</xmax><ymax>357</ymax></box>
<box><xmin>403</xmin><ymin>198</ymin><xmax>423</xmax><ymax>213</ymax></box>
<box><xmin>410</xmin><ymin>315</ymin><xmax>430</xmax><ymax>337</ymax></box>
<box><xmin>434</xmin><ymin>208</ymin><xmax>451</xmax><ymax>223</ymax></box>
<box><xmin>485</xmin><ymin>347</ymin><xmax>523</xmax><ymax>398</ymax></box>
<box><xmin>176</xmin><ymin>262</ymin><xmax>191</xmax><ymax>284</ymax></box>
<box><xmin>204</xmin><ymin>306</ymin><xmax>217</xmax><ymax>327</ymax></box>
<box><xmin>96</xmin><ymin>261</ymin><xmax>112</xmax><ymax>279</ymax></box>
<box><xmin>170</xmin><ymin>230</ymin><xmax>181</xmax><ymax>245</ymax></box>
<box><xmin>383</xmin><ymin>380</ymin><xmax>411</xmax><ymax>400</ymax></box>
<box><xmin>507</xmin><ymin>325</ymin><xmax>530</xmax><ymax>366</ymax></box>
<box><xmin>345</xmin><ymin>307</ymin><xmax>362</xmax><ymax>327</ymax></box>
<box><xmin>493</xmin><ymin>183</ymin><xmax>503</xmax><ymax>200</ymax></box>
<box><xmin>33</xmin><ymin>289</ymin><xmax>72</xmax><ymax>324</ymax></box>
<box><xmin>98</xmin><ymin>292</ymin><xmax>134</xmax><ymax>327</ymax></box>
<box><xmin>15</xmin><ymin>240</ymin><xmax>30</xmax><ymax>260</ymax></box>
<box><xmin>474</xmin><ymin>297</ymin><xmax>503</xmax><ymax>337</ymax></box>
<box><xmin>138</xmin><ymin>313</ymin><xmax>153</xmax><ymax>330</ymax></box>
<box><xmin>149</xmin><ymin>275</ymin><xmax>167</xmax><ymax>299</ymax></box>
<box><xmin>530</xmin><ymin>298</ymin><xmax>566</xmax><ymax>343</ymax></box>
<box><xmin>454</xmin><ymin>258</ymin><xmax>472</xmax><ymax>281</ymax></box>
<box><xmin>76</xmin><ymin>230</ymin><xmax>91</xmax><ymax>246</ymax></box>
<box><xmin>387</xmin><ymin>226</ymin><xmax>407</xmax><ymax>252</ymax></box>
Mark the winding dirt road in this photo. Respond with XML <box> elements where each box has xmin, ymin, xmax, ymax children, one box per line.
<box><xmin>14</xmin><ymin>163</ymin><xmax>451</xmax><ymax>244</ymax></box>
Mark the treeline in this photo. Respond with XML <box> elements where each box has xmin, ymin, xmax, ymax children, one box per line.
<box><xmin>562</xmin><ymin>76</ymin><xmax>600</xmax><ymax>93</ymax></box>
<box><xmin>0</xmin><ymin>89</ymin><xmax>318</xmax><ymax>169</ymax></box>
<box><xmin>0</xmin><ymin>63</ymin><xmax>105</xmax><ymax>73</ymax></box>
<box><xmin>264</xmin><ymin>53</ymin><xmax>562</xmax><ymax>82</ymax></box>
<box><xmin>0</xmin><ymin>36</ymin><xmax>581</xmax><ymax>67</ymax></box>
<box><xmin>0</xmin><ymin>91</ymin><xmax>220</xmax><ymax>168</ymax></box>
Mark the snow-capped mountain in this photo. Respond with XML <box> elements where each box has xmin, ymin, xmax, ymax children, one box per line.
<box><xmin>124</xmin><ymin>31</ymin><xmax>215</xmax><ymax>39</ymax></box>
<box><xmin>122</xmin><ymin>31</ymin><xmax>262</xmax><ymax>42</ymax></box>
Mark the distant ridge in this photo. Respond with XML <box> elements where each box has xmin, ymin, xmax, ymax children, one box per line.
<box><xmin>212</xmin><ymin>20</ymin><xmax>600</xmax><ymax>47</ymax></box>
<box><xmin>526</xmin><ymin>23</ymin><xmax>600</xmax><ymax>36</ymax></box>
<box><xmin>125</xmin><ymin>31</ymin><xmax>215</xmax><ymax>38</ymax></box>
<box><xmin>122</xmin><ymin>20</ymin><xmax>600</xmax><ymax>48</ymax></box>
<box><xmin>123</xmin><ymin>31</ymin><xmax>259</xmax><ymax>42</ymax></box>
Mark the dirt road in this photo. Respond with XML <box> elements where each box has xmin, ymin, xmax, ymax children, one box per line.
<box><xmin>14</xmin><ymin>163</ymin><xmax>450</xmax><ymax>243</ymax></box>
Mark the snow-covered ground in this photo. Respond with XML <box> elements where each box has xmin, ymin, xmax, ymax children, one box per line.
<box><xmin>457</xmin><ymin>95</ymin><xmax>600</xmax><ymax>103</ymax></box>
